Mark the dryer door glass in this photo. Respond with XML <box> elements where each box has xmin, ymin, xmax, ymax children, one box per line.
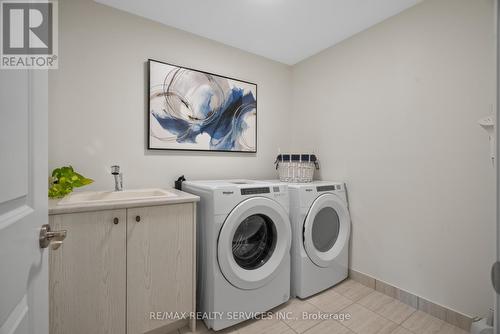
<box><xmin>311</xmin><ymin>207</ymin><xmax>340</xmax><ymax>252</ymax></box>
<box><xmin>303</xmin><ymin>193</ymin><xmax>351</xmax><ymax>268</ymax></box>
<box><xmin>232</xmin><ymin>214</ymin><xmax>277</xmax><ymax>270</ymax></box>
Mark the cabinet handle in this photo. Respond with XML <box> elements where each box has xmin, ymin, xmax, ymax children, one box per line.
<box><xmin>135</xmin><ymin>216</ymin><xmax>141</xmax><ymax>222</ymax></box>
<box><xmin>113</xmin><ymin>217</ymin><xmax>119</xmax><ymax>225</ymax></box>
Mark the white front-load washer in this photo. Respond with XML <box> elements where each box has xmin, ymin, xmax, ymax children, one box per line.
<box><xmin>182</xmin><ymin>180</ymin><xmax>292</xmax><ymax>331</ymax></box>
<box><xmin>288</xmin><ymin>181</ymin><xmax>351</xmax><ymax>299</ymax></box>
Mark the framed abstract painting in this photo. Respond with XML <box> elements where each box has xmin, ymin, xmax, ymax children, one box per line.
<box><xmin>148</xmin><ymin>59</ymin><xmax>257</xmax><ymax>152</ymax></box>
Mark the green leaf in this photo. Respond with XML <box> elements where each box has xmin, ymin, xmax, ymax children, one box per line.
<box><xmin>81</xmin><ymin>178</ymin><xmax>94</xmax><ymax>185</ymax></box>
<box><xmin>51</xmin><ymin>168</ymin><xmax>61</xmax><ymax>178</ymax></box>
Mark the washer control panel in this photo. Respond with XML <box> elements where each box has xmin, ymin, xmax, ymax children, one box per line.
<box><xmin>240</xmin><ymin>187</ymin><xmax>271</xmax><ymax>195</ymax></box>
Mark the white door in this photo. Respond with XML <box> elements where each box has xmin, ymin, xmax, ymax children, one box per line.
<box><xmin>303</xmin><ymin>194</ymin><xmax>350</xmax><ymax>268</ymax></box>
<box><xmin>0</xmin><ymin>68</ymin><xmax>49</xmax><ymax>334</ymax></box>
<box><xmin>217</xmin><ymin>197</ymin><xmax>291</xmax><ymax>290</ymax></box>
<box><xmin>496</xmin><ymin>1</ymin><xmax>500</xmax><ymax>333</ymax></box>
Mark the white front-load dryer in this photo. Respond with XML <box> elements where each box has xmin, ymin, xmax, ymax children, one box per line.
<box><xmin>182</xmin><ymin>180</ymin><xmax>291</xmax><ymax>331</ymax></box>
<box><xmin>288</xmin><ymin>181</ymin><xmax>351</xmax><ymax>299</ymax></box>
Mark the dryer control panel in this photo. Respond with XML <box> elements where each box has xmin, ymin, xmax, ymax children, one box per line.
<box><xmin>317</xmin><ymin>184</ymin><xmax>343</xmax><ymax>192</ymax></box>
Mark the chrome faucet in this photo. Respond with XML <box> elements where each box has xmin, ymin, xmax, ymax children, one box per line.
<box><xmin>110</xmin><ymin>165</ymin><xmax>123</xmax><ymax>191</ymax></box>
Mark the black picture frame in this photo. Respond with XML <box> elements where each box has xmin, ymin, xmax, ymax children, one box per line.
<box><xmin>147</xmin><ymin>58</ymin><xmax>258</xmax><ymax>153</ymax></box>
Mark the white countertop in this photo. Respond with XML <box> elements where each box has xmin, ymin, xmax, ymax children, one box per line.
<box><xmin>49</xmin><ymin>188</ymin><xmax>199</xmax><ymax>215</ymax></box>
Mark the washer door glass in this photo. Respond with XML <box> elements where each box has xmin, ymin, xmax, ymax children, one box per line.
<box><xmin>311</xmin><ymin>207</ymin><xmax>340</xmax><ymax>252</ymax></box>
<box><xmin>232</xmin><ymin>214</ymin><xmax>276</xmax><ymax>270</ymax></box>
<box><xmin>217</xmin><ymin>197</ymin><xmax>292</xmax><ymax>290</ymax></box>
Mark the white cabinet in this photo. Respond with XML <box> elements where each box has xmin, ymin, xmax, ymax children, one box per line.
<box><xmin>127</xmin><ymin>204</ymin><xmax>195</xmax><ymax>334</ymax></box>
<box><xmin>49</xmin><ymin>209</ymin><xmax>127</xmax><ymax>334</ymax></box>
<box><xmin>49</xmin><ymin>203</ymin><xmax>196</xmax><ymax>334</ymax></box>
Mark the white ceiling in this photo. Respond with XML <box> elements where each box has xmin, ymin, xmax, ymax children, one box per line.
<box><xmin>95</xmin><ymin>0</ymin><xmax>422</xmax><ymax>65</ymax></box>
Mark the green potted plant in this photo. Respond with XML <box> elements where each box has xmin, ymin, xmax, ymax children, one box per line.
<box><xmin>48</xmin><ymin>166</ymin><xmax>93</xmax><ymax>199</ymax></box>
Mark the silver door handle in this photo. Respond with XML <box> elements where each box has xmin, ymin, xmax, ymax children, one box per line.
<box><xmin>491</xmin><ymin>261</ymin><xmax>500</xmax><ymax>294</ymax></box>
<box><xmin>39</xmin><ymin>224</ymin><xmax>67</xmax><ymax>250</ymax></box>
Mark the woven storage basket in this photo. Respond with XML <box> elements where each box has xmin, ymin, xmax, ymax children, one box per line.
<box><xmin>275</xmin><ymin>154</ymin><xmax>319</xmax><ymax>183</ymax></box>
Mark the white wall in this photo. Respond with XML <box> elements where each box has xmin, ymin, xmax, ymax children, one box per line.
<box><xmin>291</xmin><ymin>0</ymin><xmax>496</xmax><ymax>317</ymax></box>
<box><xmin>49</xmin><ymin>0</ymin><xmax>292</xmax><ymax>190</ymax></box>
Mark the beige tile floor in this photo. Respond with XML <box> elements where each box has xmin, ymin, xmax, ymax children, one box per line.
<box><xmin>178</xmin><ymin>279</ymin><xmax>468</xmax><ymax>334</ymax></box>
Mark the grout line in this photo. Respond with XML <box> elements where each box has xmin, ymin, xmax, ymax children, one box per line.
<box><xmin>387</xmin><ymin>323</ymin><xmax>418</xmax><ymax>334</ymax></box>
<box><xmin>360</xmin><ymin>299</ymin><xmax>417</xmax><ymax>327</ymax></box>
<box><xmin>397</xmin><ymin>308</ymin><xmax>417</xmax><ymax>326</ymax></box>
<box><xmin>351</xmin><ymin>302</ymin><xmax>400</xmax><ymax>325</ymax></box>
<box><xmin>277</xmin><ymin>318</ymin><xmax>297</xmax><ymax>333</ymax></box>
<box><xmin>357</xmin><ymin>290</ymin><xmax>418</xmax><ymax>325</ymax></box>
<box><xmin>231</xmin><ymin>292</ymin><xmax>426</xmax><ymax>334</ymax></box>
<box><xmin>334</xmin><ymin>302</ymin><xmax>400</xmax><ymax>334</ymax></box>
<box><xmin>295</xmin><ymin>319</ymin><xmax>324</xmax><ymax>334</ymax></box>
<box><xmin>337</xmin><ymin>298</ymin><xmax>356</xmax><ymax>313</ymax></box>
<box><xmin>331</xmin><ymin>282</ymin><xmax>419</xmax><ymax>331</ymax></box>
<box><xmin>277</xmin><ymin>280</ymin><xmax>459</xmax><ymax>334</ymax></box>
<box><xmin>349</xmin><ymin>271</ymin><xmax>472</xmax><ymax>331</ymax></box>
<box><xmin>336</xmin><ymin>318</ymin><xmax>355</xmax><ymax>333</ymax></box>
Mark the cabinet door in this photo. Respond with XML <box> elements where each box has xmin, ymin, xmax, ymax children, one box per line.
<box><xmin>127</xmin><ymin>203</ymin><xmax>194</xmax><ymax>334</ymax></box>
<box><xmin>49</xmin><ymin>209</ymin><xmax>127</xmax><ymax>334</ymax></box>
